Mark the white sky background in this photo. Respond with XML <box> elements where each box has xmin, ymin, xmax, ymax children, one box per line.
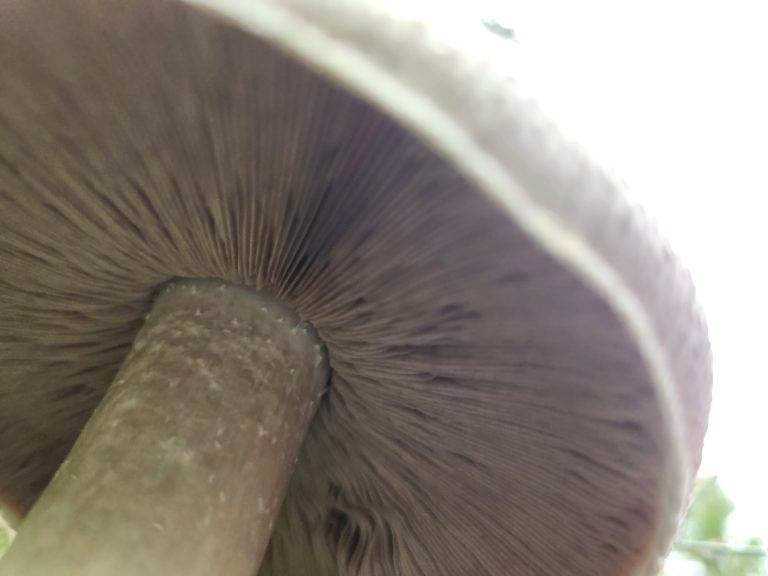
<box><xmin>394</xmin><ymin>0</ymin><xmax>768</xmax><ymax>541</ymax></box>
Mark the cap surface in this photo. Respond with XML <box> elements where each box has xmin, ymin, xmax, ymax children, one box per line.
<box><xmin>0</xmin><ymin>1</ymin><xmax>711</xmax><ymax>575</ymax></box>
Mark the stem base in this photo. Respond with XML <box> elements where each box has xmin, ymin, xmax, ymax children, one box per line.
<box><xmin>0</xmin><ymin>280</ymin><xmax>327</xmax><ymax>576</ymax></box>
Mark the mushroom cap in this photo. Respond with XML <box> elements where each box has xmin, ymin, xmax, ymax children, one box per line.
<box><xmin>0</xmin><ymin>1</ymin><xmax>711</xmax><ymax>575</ymax></box>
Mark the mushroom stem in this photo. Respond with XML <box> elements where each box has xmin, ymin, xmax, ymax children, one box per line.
<box><xmin>0</xmin><ymin>280</ymin><xmax>328</xmax><ymax>576</ymax></box>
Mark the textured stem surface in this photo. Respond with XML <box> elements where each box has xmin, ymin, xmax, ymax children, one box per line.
<box><xmin>0</xmin><ymin>280</ymin><xmax>327</xmax><ymax>576</ymax></box>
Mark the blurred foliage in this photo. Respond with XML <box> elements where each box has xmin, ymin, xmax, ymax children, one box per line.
<box><xmin>681</xmin><ymin>476</ymin><xmax>736</xmax><ymax>541</ymax></box>
<box><xmin>666</xmin><ymin>477</ymin><xmax>766</xmax><ymax>576</ymax></box>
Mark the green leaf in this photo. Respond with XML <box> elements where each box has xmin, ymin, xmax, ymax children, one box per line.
<box><xmin>680</xmin><ymin>476</ymin><xmax>735</xmax><ymax>542</ymax></box>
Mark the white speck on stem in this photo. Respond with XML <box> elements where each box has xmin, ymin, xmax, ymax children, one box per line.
<box><xmin>257</xmin><ymin>425</ymin><xmax>268</xmax><ymax>438</ymax></box>
<box><xmin>194</xmin><ymin>308</ymin><xmax>201</xmax><ymax>317</ymax></box>
<box><xmin>209</xmin><ymin>381</ymin><xmax>221</xmax><ymax>392</ymax></box>
<box><xmin>120</xmin><ymin>398</ymin><xmax>138</xmax><ymax>410</ymax></box>
<box><xmin>270</xmin><ymin>436</ymin><xmax>277</xmax><ymax>445</ymax></box>
<box><xmin>257</xmin><ymin>497</ymin><xmax>266</xmax><ymax>513</ymax></box>
<box><xmin>169</xmin><ymin>378</ymin><xmax>179</xmax><ymax>389</ymax></box>
<box><xmin>152</xmin><ymin>522</ymin><xmax>164</xmax><ymax>532</ymax></box>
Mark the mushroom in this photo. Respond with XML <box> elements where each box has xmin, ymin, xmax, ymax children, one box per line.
<box><xmin>0</xmin><ymin>1</ymin><xmax>711</xmax><ymax>576</ymax></box>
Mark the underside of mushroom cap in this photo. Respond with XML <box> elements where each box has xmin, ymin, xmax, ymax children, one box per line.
<box><xmin>0</xmin><ymin>1</ymin><xmax>711</xmax><ymax>575</ymax></box>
